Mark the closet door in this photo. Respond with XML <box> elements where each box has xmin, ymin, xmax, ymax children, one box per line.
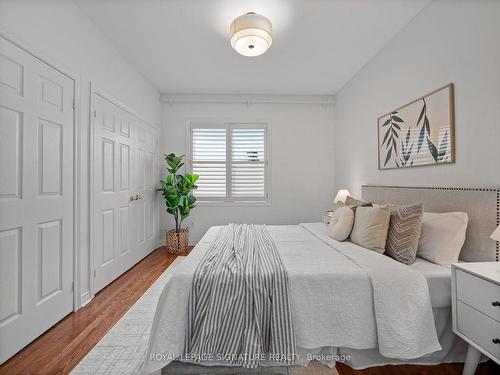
<box><xmin>92</xmin><ymin>91</ymin><xmax>158</xmax><ymax>293</ymax></box>
<box><xmin>92</xmin><ymin>92</ymin><xmax>135</xmax><ymax>292</ymax></box>
<box><xmin>133</xmin><ymin>120</ymin><xmax>158</xmax><ymax>257</ymax></box>
<box><xmin>0</xmin><ymin>36</ymin><xmax>74</xmax><ymax>363</ymax></box>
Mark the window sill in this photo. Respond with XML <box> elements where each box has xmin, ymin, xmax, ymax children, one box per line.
<box><xmin>196</xmin><ymin>200</ymin><xmax>271</xmax><ymax>207</ymax></box>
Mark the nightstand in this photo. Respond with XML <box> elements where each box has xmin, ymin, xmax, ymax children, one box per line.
<box><xmin>322</xmin><ymin>211</ymin><xmax>333</xmax><ymax>224</ymax></box>
<box><xmin>451</xmin><ymin>262</ymin><xmax>500</xmax><ymax>375</ymax></box>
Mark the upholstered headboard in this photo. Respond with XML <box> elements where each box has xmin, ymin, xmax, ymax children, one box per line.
<box><xmin>361</xmin><ymin>185</ymin><xmax>499</xmax><ymax>262</ymax></box>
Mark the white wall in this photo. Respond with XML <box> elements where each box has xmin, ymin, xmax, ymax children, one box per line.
<box><xmin>333</xmin><ymin>0</ymin><xmax>500</xmax><ymax>197</ymax></box>
<box><xmin>161</xmin><ymin>102</ymin><xmax>335</xmax><ymax>242</ymax></box>
<box><xmin>0</xmin><ymin>0</ymin><xmax>162</xmax><ymax>306</ymax></box>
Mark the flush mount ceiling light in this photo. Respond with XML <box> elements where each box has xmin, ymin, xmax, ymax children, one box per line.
<box><xmin>230</xmin><ymin>12</ymin><xmax>272</xmax><ymax>57</ymax></box>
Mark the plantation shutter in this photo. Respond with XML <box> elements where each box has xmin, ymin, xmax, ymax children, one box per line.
<box><xmin>191</xmin><ymin>127</ymin><xmax>227</xmax><ymax>198</ymax></box>
<box><xmin>190</xmin><ymin>123</ymin><xmax>267</xmax><ymax>202</ymax></box>
<box><xmin>231</xmin><ymin>127</ymin><xmax>266</xmax><ymax>198</ymax></box>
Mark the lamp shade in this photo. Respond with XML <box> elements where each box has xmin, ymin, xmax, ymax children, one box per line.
<box><xmin>334</xmin><ymin>189</ymin><xmax>350</xmax><ymax>204</ymax></box>
<box><xmin>230</xmin><ymin>12</ymin><xmax>272</xmax><ymax>57</ymax></box>
<box><xmin>491</xmin><ymin>226</ymin><xmax>500</xmax><ymax>241</ymax></box>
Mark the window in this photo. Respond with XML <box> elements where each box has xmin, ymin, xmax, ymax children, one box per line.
<box><xmin>189</xmin><ymin>123</ymin><xmax>268</xmax><ymax>203</ymax></box>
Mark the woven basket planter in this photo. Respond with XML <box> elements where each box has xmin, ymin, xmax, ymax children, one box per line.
<box><xmin>166</xmin><ymin>228</ymin><xmax>189</xmax><ymax>254</ymax></box>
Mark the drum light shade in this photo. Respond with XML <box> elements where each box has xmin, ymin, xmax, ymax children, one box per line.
<box><xmin>230</xmin><ymin>12</ymin><xmax>272</xmax><ymax>57</ymax></box>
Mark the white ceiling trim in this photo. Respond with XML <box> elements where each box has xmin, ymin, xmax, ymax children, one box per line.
<box><xmin>160</xmin><ymin>93</ymin><xmax>336</xmax><ymax>106</ymax></box>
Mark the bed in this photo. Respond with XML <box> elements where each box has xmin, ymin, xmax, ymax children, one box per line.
<box><xmin>141</xmin><ymin>186</ymin><xmax>499</xmax><ymax>374</ymax></box>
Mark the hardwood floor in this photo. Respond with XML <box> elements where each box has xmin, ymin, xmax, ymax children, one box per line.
<box><xmin>0</xmin><ymin>246</ymin><xmax>498</xmax><ymax>375</ymax></box>
<box><xmin>337</xmin><ymin>361</ymin><xmax>499</xmax><ymax>375</ymax></box>
<box><xmin>0</xmin><ymin>246</ymin><xmax>184</xmax><ymax>375</ymax></box>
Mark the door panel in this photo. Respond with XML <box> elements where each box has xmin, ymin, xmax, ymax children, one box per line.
<box><xmin>37</xmin><ymin>219</ymin><xmax>62</xmax><ymax>303</ymax></box>
<box><xmin>137</xmin><ymin>201</ymin><xmax>145</xmax><ymax>245</ymax></box>
<box><xmin>92</xmin><ymin>92</ymin><xmax>158</xmax><ymax>293</ymax></box>
<box><xmin>119</xmin><ymin>206</ymin><xmax>129</xmax><ymax>255</ymax></box>
<box><xmin>119</xmin><ymin>143</ymin><xmax>130</xmax><ymax>191</ymax></box>
<box><xmin>134</xmin><ymin>122</ymin><xmax>158</xmax><ymax>254</ymax></box>
<box><xmin>0</xmin><ymin>106</ymin><xmax>22</xmax><ymax>199</ymax></box>
<box><xmin>101</xmin><ymin>209</ymin><xmax>114</xmax><ymax>265</ymax></box>
<box><xmin>102</xmin><ymin>138</ymin><xmax>115</xmax><ymax>192</ymax></box>
<box><xmin>0</xmin><ymin>227</ymin><xmax>21</xmax><ymax>323</ymax></box>
<box><xmin>38</xmin><ymin>119</ymin><xmax>63</xmax><ymax>195</ymax></box>
<box><xmin>0</xmin><ymin>36</ymin><xmax>74</xmax><ymax>364</ymax></box>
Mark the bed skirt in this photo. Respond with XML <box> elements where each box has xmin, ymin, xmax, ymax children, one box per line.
<box><xmin>155</xmin><ymin>307</ymin><xmax>470</xmax><ymax>374</ymax></box>
<box><xmin>337</xmin><ymin>307</ymin><xmax>470</xmax><ymax>369</ymax></box>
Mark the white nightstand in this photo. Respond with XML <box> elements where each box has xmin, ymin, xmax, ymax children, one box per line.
<box><xmin>451</xmin><ymin>262</ymin><xmax>500</xmax><ymax>375</ymax></box>
<box><xmin>322</xmin><ymin>211</ymin><xmax>333</xmax><ymax>224</ymax></box>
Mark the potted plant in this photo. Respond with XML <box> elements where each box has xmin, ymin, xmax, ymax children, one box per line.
<box><xmin>158</xmin><ymin>153</ymin><xmax>199</xmax><ymax>253</ymax></box>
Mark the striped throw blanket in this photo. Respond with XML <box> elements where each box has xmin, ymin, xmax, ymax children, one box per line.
<box><xmin>185</xmin><ymin>224</ymin><xmax>296</xmax><ymax>368</ymax></box>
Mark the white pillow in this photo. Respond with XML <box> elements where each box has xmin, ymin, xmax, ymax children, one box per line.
<box><xmin>417</xmin><ymin>212</ymin><xmax>468</xmax><ymax>265</ymax></box>
<box><xmin>328</xmin><ymin>206</ymin><xmax>355</xmax><ymax>241</ymax></box>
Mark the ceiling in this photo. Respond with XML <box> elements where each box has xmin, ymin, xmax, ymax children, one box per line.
<box><xmin>75</xmin><ymin>0</ymin><xmax>431</xmax><ymax>95</ymax></box>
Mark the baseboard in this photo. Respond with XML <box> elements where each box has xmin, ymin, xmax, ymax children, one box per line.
<box><xmin>157</xmin><ymin>237</ymin><xmax>163</xmax><ymax>248</ymax></box>
<box><xmin>80</xmin><ymin>291</ymin><xmax>91</xmax><ymax>307</ymax></box>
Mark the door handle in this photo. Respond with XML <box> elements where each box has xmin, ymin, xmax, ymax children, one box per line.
<box><xmin>129</xmin><ymin>195</ymin><xmax>134</xmax><ymax>202</ymax></box>
<box><xmin>134</xmin><ymin>194</ymin><xmax>143</xmax><ymax>200</ymax></box>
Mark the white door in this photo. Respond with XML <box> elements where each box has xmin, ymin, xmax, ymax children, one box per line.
<box><xmin>134</xmin><ymin>120</ymin><xmax>158</xmax><ymax>256</ymax></box>
<box><xmin>0</xmin><ymin>36</ymin><xmax>74</xmax><ymax>364</ymax></box>
<box><xmin>92</xmin><ymin>92</ymin><xmax>135</xmax><ymax>292</ymax></box>
<box><xmin>92</xmin><ymin>91</ymin><xmax>158</xmax><ymax>293</ymax></box>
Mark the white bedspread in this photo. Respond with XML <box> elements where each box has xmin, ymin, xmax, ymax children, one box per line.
<box><xmin>142</xmin><ymin>223</ymin><xmax>441</xmax><ymax>374</ymax></box>
<box><xmin>300</xmin><ymin>223</ymin><xmax>441</xmax><ymax>359</ymax></box>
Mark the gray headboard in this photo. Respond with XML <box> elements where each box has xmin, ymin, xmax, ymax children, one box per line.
<box><xmin>361</xmin><ymin>185</ymin><xmax>499</xmax><ymax>262</ymax></box>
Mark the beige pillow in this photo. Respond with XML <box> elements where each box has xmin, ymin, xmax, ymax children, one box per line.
<box><xmin>417</xmin><ymin>212</ymin><xmax>468</xmax><ymax>265</ymax></box>
<box><xmin>328</xmin><ymin>206</ymin><xmax>355</xmax><ymax>241</ymax></box>
<box><xmin>350</xmin><ymin>206</ymin><xmax>391</xmax><ymax>253</ymax></box>
<box><xmin>332</xmin><ymin>201</ymin><xmax>346</xmax><ymax>213</ymax></box>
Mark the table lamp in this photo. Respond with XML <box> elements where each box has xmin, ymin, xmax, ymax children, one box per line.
<box><xmin>334</xmin><ymin>189</ymin><xmax>350</xmax><ymax>204</ymax></box>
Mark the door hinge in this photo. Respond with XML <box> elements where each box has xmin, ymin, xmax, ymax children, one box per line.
<box><xmin>93</xmin><ymin>269</ymin><xmax>96</xmax><ymax>278</ymax></box>
<box><xmin>72</xmin><ymin>99</ymin><xmax>77</xmax><ymax>110</ymax></box>
<box><xmin>93</xmin><ymin>110</ymin><xmax>97</xmax><ymax>118</ymax></box>
<box><xmin>71</xmin><ymin>281</ymin><xmax>75</xmax><ymax>292</ymax></box>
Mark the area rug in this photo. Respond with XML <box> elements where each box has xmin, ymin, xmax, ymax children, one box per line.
<box><xmin>71</xmin><ymin>256</ymin><xmax>339</xmax><ymax>375</ymax></box>
<box><xmin>71</xmin><ymin>257</ymin><xmax>186</xmax><ymax>375</ymax></box>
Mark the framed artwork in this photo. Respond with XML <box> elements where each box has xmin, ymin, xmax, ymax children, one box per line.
<box><xmin>377</xmin><ymin>83</ymin><xmax>455</xmax><ymax>170</ymax></box>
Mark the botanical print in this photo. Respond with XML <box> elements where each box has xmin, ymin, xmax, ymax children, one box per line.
<box><xmin>378</xmin><ymin>84</ymin><xmax>455</xmax><ymax>169</ymax></box>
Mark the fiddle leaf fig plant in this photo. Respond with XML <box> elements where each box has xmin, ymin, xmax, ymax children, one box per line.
<box><xmin>158</xmin><ymin>153</ymin><xmax>199</xmax><ymax>233</ymax></box>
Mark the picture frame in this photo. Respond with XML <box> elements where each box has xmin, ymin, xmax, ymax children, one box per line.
<box><xmin>377</xmin><ymin>83</ymin><xmax>455</xmax><ymax>170</ymax></box>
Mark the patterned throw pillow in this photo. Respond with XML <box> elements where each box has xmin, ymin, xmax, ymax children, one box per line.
<box><xmin>385</xmin><ymin>203</ymin><xmax>424</xmax><ymax>265</ymax></box>
<box><xmin>343</xmin><ymin>195</ymin><xmax>371</xmax><ymax>213</ymax></box>
<box><xmin>345</xmin><ymin>195</ymin><xmax>370</xmax><ymax>207</ymax></box>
